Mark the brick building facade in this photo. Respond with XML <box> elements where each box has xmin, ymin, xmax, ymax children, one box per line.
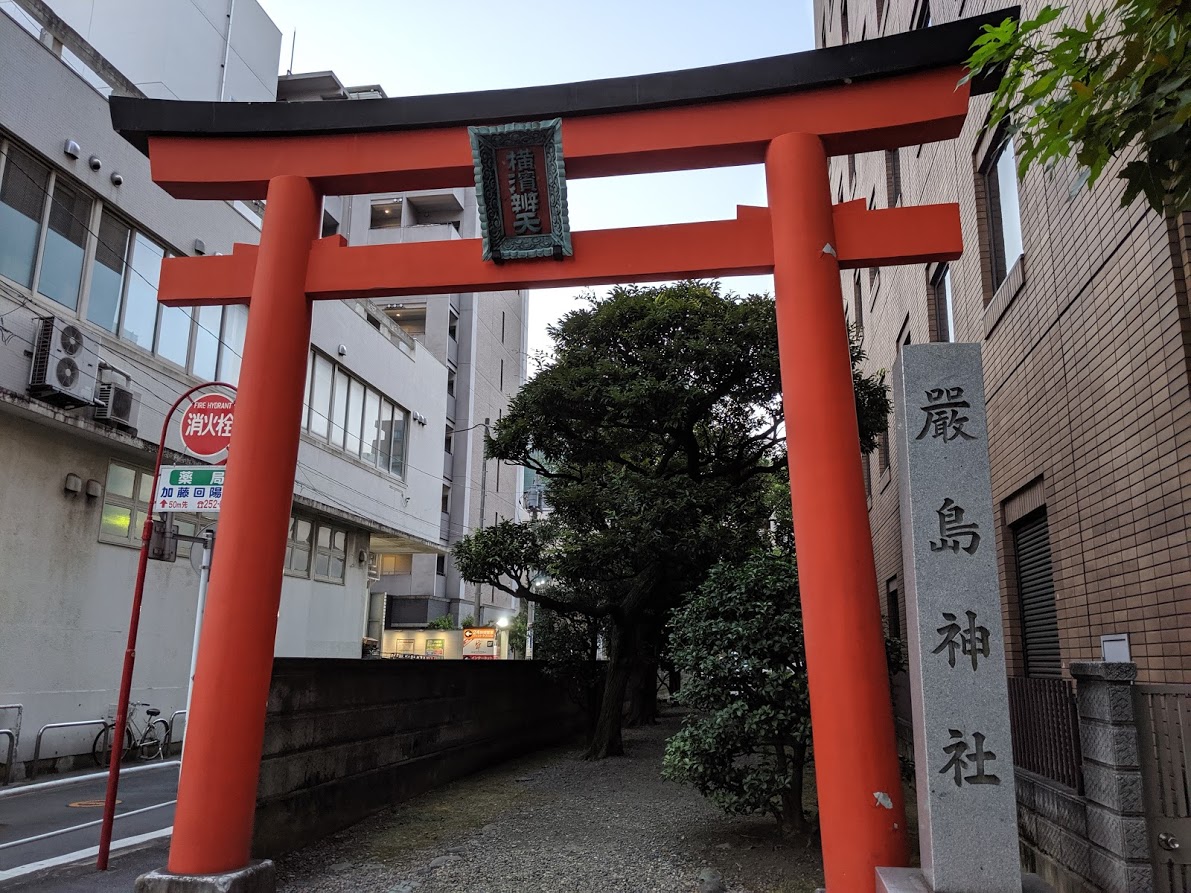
<box><xmin>815</xmin><ymin>0</ymin><xmax>1191</xmax><ymax>683</ymax></box>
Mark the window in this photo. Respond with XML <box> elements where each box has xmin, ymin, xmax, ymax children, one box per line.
<box><xmin>370</xmin><ymin>198</ymin><xmax>402</xmax><ymax>229</ymax></box>
<box><xmin>121</xmin><ymin>233</ymin><xmax>165</xmax><ymax>350</ymax></box>
<box><xmin>446</xmin><ymin>367</ymin><xmax>456</xmax><ymax>397</ymax></box>
<box><xmin>875</xmin><ymin>0</ymin><xmax>886</xmax><ymax>27</ymax></box>
<box><xmin>841</xmin><ymin>0</ymin><xmax>850</xmax><ymax>41</ymax></box>
<box><xmin>0</xmin><ymin>145</ymin><xmax>50</xmax><ymax>288</ymax></box>
<box><xmin>916</xmin><ymin>0</ymin><xmax>931</xmax><ymax>28</ymax></box>
<box><xmin>436</xmin><ymin>554</ymin><xmax>446</xmax><ymax>576</ymax></box>
<box><xmin>448</xmin><ymin>309</ymin><xmax>458</xmax><ymax>342</ymax></box>
<box><xmin>984</xmin><ymin>138</ymin><xmax>1024</xmax><ymax>289</ymax></box>
<box><xmin>847</xmin><ymin>153</ymin><xmax>857</xmax><ymax>187</ymax></box>
<box><xmin>284</xmin><ymin>517</ymin><xmax>313</xmax><ymax>576</ymax></box>
<box><xmin>878</xmin><ymin>428</ymin><xmax>890</xmax><ymax>472</ymax></box>
<box><xmin>99</xmin><ymin>461</ymin><xmax>211</xmax><ymax>556</ymax></box>
<box><xmin>863</xmin><ymin>450</ymin><xmax>872</xmax><ymax>499</ymax></box>
<box><xmin>444</xmin><ymin>426</ymin><xmax>453</xmax><ymax>454</ymax></box>
<box><xmin>191</xmin><ymin>304</ymin><xmax>223</xmax><ymax>380</ymax></box>
<box><xmin>87</xmin><ymin>209</ymin><xmax>129</xmax><ymax>331</ymax></box>
<box><xmin>1013</xmin><ymin>510</ymin><xmax>1061</xmax><ymax>678</ymax></box>
<box><xmin>885</xmin><ymin>150</ymin><xmax>902</xmax><ymax>206</ymax></box>
<box><xmin>378</xmin><ymin>553</ymin><xmax>412</xmax><ymax>575</ymax></box>
<box><xmin>932</xmin><ymin>265</ymin><xmax>955</xmax><ymax>343</ymax></box>
<box><xmin>303</xmin><ymin>350</ymin><xmax>410</xmax><ymax>478</ymax></box>
<box><xmin>313</xmin><ymin>523</ymin><xmax>347</xmax><ymax>583</ymax></box>
<box><xmin>99</xmin><ymin>461</ymin><xmax>152</xmax><ymax>546</ymax></box>
<box><xmin>441</xmin><ymin>485</ymin><xmax>450</xmax><ymax>514</ymax></box>
<box><xmin>0</xmin><ymin>137</ymin><xmax>244</xmax><ymax>380</ymax></box>
<box><xmin>499</xmin><ymin>358</ymin><xmax>504</xmax><ymax>392</ymax></box>
<box><xmin>38</xmin><ymin>178</ymin><xmax>89</xmax><ymax>310</ymax></box>
<box><xmin>501</xmin><ymin>310</ymin><xmax>506</xmax><ymax>343</ymax></box>
<box><xmin>886</xmin><ymin>577</ymin><xmax>901</xmax><ymax>639</ymax></box>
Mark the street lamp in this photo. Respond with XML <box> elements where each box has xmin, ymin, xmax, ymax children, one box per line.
<box><xmin>496</xmin><ymin>615</ymin><xmax>510</xmax><ymax>659</ymax></box>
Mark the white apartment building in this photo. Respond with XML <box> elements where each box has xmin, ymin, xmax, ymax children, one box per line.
<box><xmin>0</xmin><ymin>1</ymin><xmax>451</xmax><ymax>776</ymax></box>
<box><xmin>275</xmin><ymin>70</ymin><xmax>530</xmax><ymax>644</ymax></box>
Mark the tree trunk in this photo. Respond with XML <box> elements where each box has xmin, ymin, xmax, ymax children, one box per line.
<box><xmin>586</xmin><ymin>625</ymin><xmax>633</xmax><ymax>759</ymax></box>
<box><xmin>778</xmin><ymin>743</ymin><xmax>810</xmax><ymax>834</ymax></box>
<box><xmin>626</xmin><ymin>654</ymin><xmax>659</xmax><ymax>726</ymax></box>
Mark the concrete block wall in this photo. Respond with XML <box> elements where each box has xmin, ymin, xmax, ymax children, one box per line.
<box><xmin>251</xmin><ymin>658</ymin><xmax>588</xmax><ymax>857</ymax></box>
<box><xmin>1015</xmin><ymin>662</ymin><xmax>1153</xmax><ymax>893</ymax></box>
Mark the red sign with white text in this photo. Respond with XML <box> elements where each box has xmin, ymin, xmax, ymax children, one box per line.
<box><xmin>179</xmin><ymin>394</ymin><xmax>235</xmax><ymax>457</ymax></box>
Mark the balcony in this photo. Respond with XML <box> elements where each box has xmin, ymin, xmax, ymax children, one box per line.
<box><xmin>440</xmin><ymin>512</ymin><xmax>451</xmax><ymax>542</ymax></box>
<box><xmin>443</xmin><ymin>451</ymin><xmax>454</xmax><ymax>480</ymax></box>
<box><xmin>446</xmin><ymin>393</ymin><xmax>456</xmax><ymax>422</ymax></box>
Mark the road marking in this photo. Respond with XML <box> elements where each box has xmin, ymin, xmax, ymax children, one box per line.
<box><xmin>0</xmin><ymin>800</ymin><xmax>176</xmax><ymax>851</ymax></box>
<box><xmin>0</xmin><ymin>760</ymin><xmax>180</xmax><ymax>801</ymax></box>
<box><xmin>0</xmin><ymin>826</ymin><xmax>172</xmax><ymax>881</ymax></box>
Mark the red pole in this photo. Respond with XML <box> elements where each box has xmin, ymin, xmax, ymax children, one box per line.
<box><xmin>765</xmin><ymin>131</ymin><xmax>908</xmax><ymax>892</ymax></box>
<box><xmin>168</xmin><ymin>175</ymin><xmax>319</xmax><ymax>875</ymax></box>
<box><xmin>97</xmin><ymin>381</ymin><xmax>235</xmax><ymax>870</ymax></box>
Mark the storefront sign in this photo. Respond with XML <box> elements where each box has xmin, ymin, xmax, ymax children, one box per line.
<box><xmin>469</xmin><ymin>119</ymin><xmax>572</xmax><ymax>262</ymax></box>
<box><xmin>461</xmin><ymin>627</ymin><xmax>496</xmax><ymax>660</ymax></box>
<box><xmin>155</xmin><ymin>465</ymin><xmax>225</xmax><ymax>512</ymax></box>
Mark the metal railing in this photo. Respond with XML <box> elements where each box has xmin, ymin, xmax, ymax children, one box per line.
<box><xmin>1008</xmin><ymin>675</ymin><xmax>1083</xmax><ymax>793</ymax></box>
<box><xmin>0</xmin><ymin>705</ymin><xmax>22</xmax><ymax>786</ymax></box>
<box><xmin>0</xmin><ymin>731</ymin><xmax>14</xmax><ymax>786</ymax></box>
<box><xmin>168</xmin><ymin>710</ymin><xmax>187</xmax><ymax>747</ymax></box>
<box><xmin>31</xmin><ymin>720</ymin><xmax>109</xmax><ymax>780</ymax></box>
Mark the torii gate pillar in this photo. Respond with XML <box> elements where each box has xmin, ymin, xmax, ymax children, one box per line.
<box><xmin>168</xmin><ymin>175</ymin><xmax>321</xmax><ymax>875</ymax></box>
<box><xmin>767</xmin><ymin>132</ymin><xmax>908</xmax><ymax>881</ymax></box>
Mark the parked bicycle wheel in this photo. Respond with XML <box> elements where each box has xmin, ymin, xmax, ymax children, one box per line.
<box><xmin>91</xmin><ymin>724</ymin><xmax>134</xmax><ymax>767</ymax></box>
<box><xmin>137</xmin><ymin>719</ymin><xmax>171</xmax><ymax>760</ymax></box>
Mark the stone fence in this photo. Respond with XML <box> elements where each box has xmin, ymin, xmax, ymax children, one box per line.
<box><xmin>1015</xmin><ymin>661</ymin><xmax>1151</xmax><ymax>893</ymax></box>
<box><xmin>252</xmin><ymin>658</ymin><xmax>590</xmax><ymax>857</ymax></box>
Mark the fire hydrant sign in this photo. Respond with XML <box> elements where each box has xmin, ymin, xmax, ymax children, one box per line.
<box><xmin>155</xmin><ymin>466</ymin><xmax>225</xmax><ymax>512</ymax></box>
<box><xmin>179</xmin><ymin>394</ymin><xmax>235</xmax><ymax>457</ymax></box>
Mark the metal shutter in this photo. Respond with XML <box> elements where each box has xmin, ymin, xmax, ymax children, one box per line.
<box><xmin>1013</xmin><ymin>510</ymin><xmax>1062</xmax><ymax>678</ymax></box>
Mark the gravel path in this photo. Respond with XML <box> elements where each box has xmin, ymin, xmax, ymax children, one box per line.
<box><xmin>276</xmin><ymin>714</ymin><xmax>823</xmax><ymax>893</ymax></box>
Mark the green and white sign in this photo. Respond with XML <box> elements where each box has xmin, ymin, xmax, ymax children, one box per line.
<box><xmin>155</xmin><ymin>465</ymin><xmax>226</xmax><ymax>512</ymax></box>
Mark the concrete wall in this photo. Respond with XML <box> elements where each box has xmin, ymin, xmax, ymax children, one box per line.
<box><xmin>44</xmin><ymin>0</ymin><xmax>281</xmax><ymax>101</ymax></box>
<box><xmin>252</xmin><ymin>658</ymin><xmax>587</xmax><ymax>856</ymax></box>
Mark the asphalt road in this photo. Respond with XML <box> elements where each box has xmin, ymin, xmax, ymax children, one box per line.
<box><xmin>0</xmin><ymin>763</ymin><xmax>178</xmax><ymax>887</ymax></box>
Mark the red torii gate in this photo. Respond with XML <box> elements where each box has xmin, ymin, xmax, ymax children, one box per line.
<box><xmin>110</xmin><ymin>13</ymin><xmax>1010</xmax><ymax>891</ymax></box>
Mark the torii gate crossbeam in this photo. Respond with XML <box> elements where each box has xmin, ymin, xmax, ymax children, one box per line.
<box><xmin>110</xmin><ymin>12</ymin><xmax>1013</xmax><ymax>892</ymax></box>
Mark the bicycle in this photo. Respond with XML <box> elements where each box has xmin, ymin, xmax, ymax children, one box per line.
<box><xmin>91</xmin><ymin>701</ymin><xmax>171</xmax><ymax>766</ymax></box>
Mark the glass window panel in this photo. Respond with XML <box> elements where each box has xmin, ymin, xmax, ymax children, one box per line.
<box><xmin>100</xmin><ymin>505</ymin><xmax>132</xmax><ymax>540</ymax></box>
<box><xmin>995</xmin><ymin>140</ymin><xmax>1024</xmax><ymax>269</ymax></box>
<box><xmin>330</xmin><ymin>369</ymin><xmax>349</xmax><ymax>448</ymax></box>
<box><xmin>309</xmin><ymin>355</ymin><xmax>333</xmax><ymax>438</ymax></box>
<box><xmin>191</xmin><ymin>304</ymin><xmax>223</xmax><ymax>380</ymax></box>
<box><xmin>37</xmin><ymin>179</ymin><xmax>89</xmax><ymax>310</ymax></box>
<box><xmin>87</xmin><ymin>209</ymin><xmax>130</xmax><ymax>331</ymax></box>
<box><xmin>346</xmin><ymin>379</ymin><xmax>363</xmax><ymax>456</ymax></box>
<box><xmin>121</xmin><ymin>234</ymin><xmax>164</xmax><ymax>350</ymax></box>
<box><xmin>329</xmin><ymin>556</ymin><xmax>345</xmax><ymax>580</ymax></box>
<box><xmin>106</xmin><ymin>463</ymin><xmax>135</xmax><ymax>498</ymax></box>
<box><xmin>294</xmin><ymin>518</ymin><xmax>312</xmax><ymax>544</ymax></box>
<box><xmin>290</xmin><ymin>544</ymin><xmax>310</xmax><ymax>573</ymax></box>
<box><xmin>390</xmin><ymin>408</ymin><xmax>408</xmax><ymax>477</ymax></box>
<box><xmin>133</xmin><ymin>510</ymin><xmax>147</xmax><ymax>538</ymax></box>
<box><xmin>941</xmin><ymin>266</ymin><xmax>955</xmax><ymax>343</ymax></box>
<box><xmin>316</xmin><ymin>525</ymin><xmax>331</xmax><ymax>549</ymax></box>
<box><xmin>378</xmin><ymin>400</ymin><xmax>395</xmax><ymax>471</ymax></box>
<box><xmin>175</xmin><ymin>519</ymin><xmax>196</xmax><ymax>560</ymax></box>
<box><xmin>362</xmin><ymin>389</ymin><xmax>381</xmax><ymax>465</ymax></box>
<box><xmin>332</xmin><ymin>530</ymin><xmax>346</xmax><ymax>553</ymax></box>
<box><xmin>218</xmin><ymin>303</ymin><xmax>247</xmax><ymax>384</ymax></box>
<box><xmin>156</xmin><ymin>304</ymin><xmax>191</xmax><ymax>366</ymax></box>
<box><xmin>314</xmin><ymin>551</ymin><xmax>331</xmax><ymax>577</ymax></box>
<box><xmin>0</xmin><ymin>145</ymin><xmax>49</xmax><ymax>288</ymax></box>
<box><xmin>137</xmin><ymin>471</ymin><xmax>155</xmax><ymax>503</ymax></box>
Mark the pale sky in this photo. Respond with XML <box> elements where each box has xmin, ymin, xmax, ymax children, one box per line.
<box><xmin>257</xmin><ymin>0</ymin><xmax>815</xmax><ymax>359</ymax></box>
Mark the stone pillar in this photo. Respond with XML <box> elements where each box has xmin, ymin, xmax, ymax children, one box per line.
<box><xmin>1070</xmin><ymin>661</ymin><xmax>1152</xmax><ymax>893</ymax></box>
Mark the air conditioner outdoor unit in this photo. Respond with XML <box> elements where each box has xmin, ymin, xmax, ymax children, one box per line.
<box><xmin>28</xmin><ymin>316</ymin><xmax>97</xmax><ymax>407</ymax></box>
<box><xmin>94</xmin><ymin>374</ymin><xmax>141</xmax><ymax>432</ymax></box>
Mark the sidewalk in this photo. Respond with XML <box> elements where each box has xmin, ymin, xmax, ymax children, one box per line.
<box><xmin>275</xmin><ymin>713</ymin><xmax>825</xmax><ymax>893</ymax></box>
